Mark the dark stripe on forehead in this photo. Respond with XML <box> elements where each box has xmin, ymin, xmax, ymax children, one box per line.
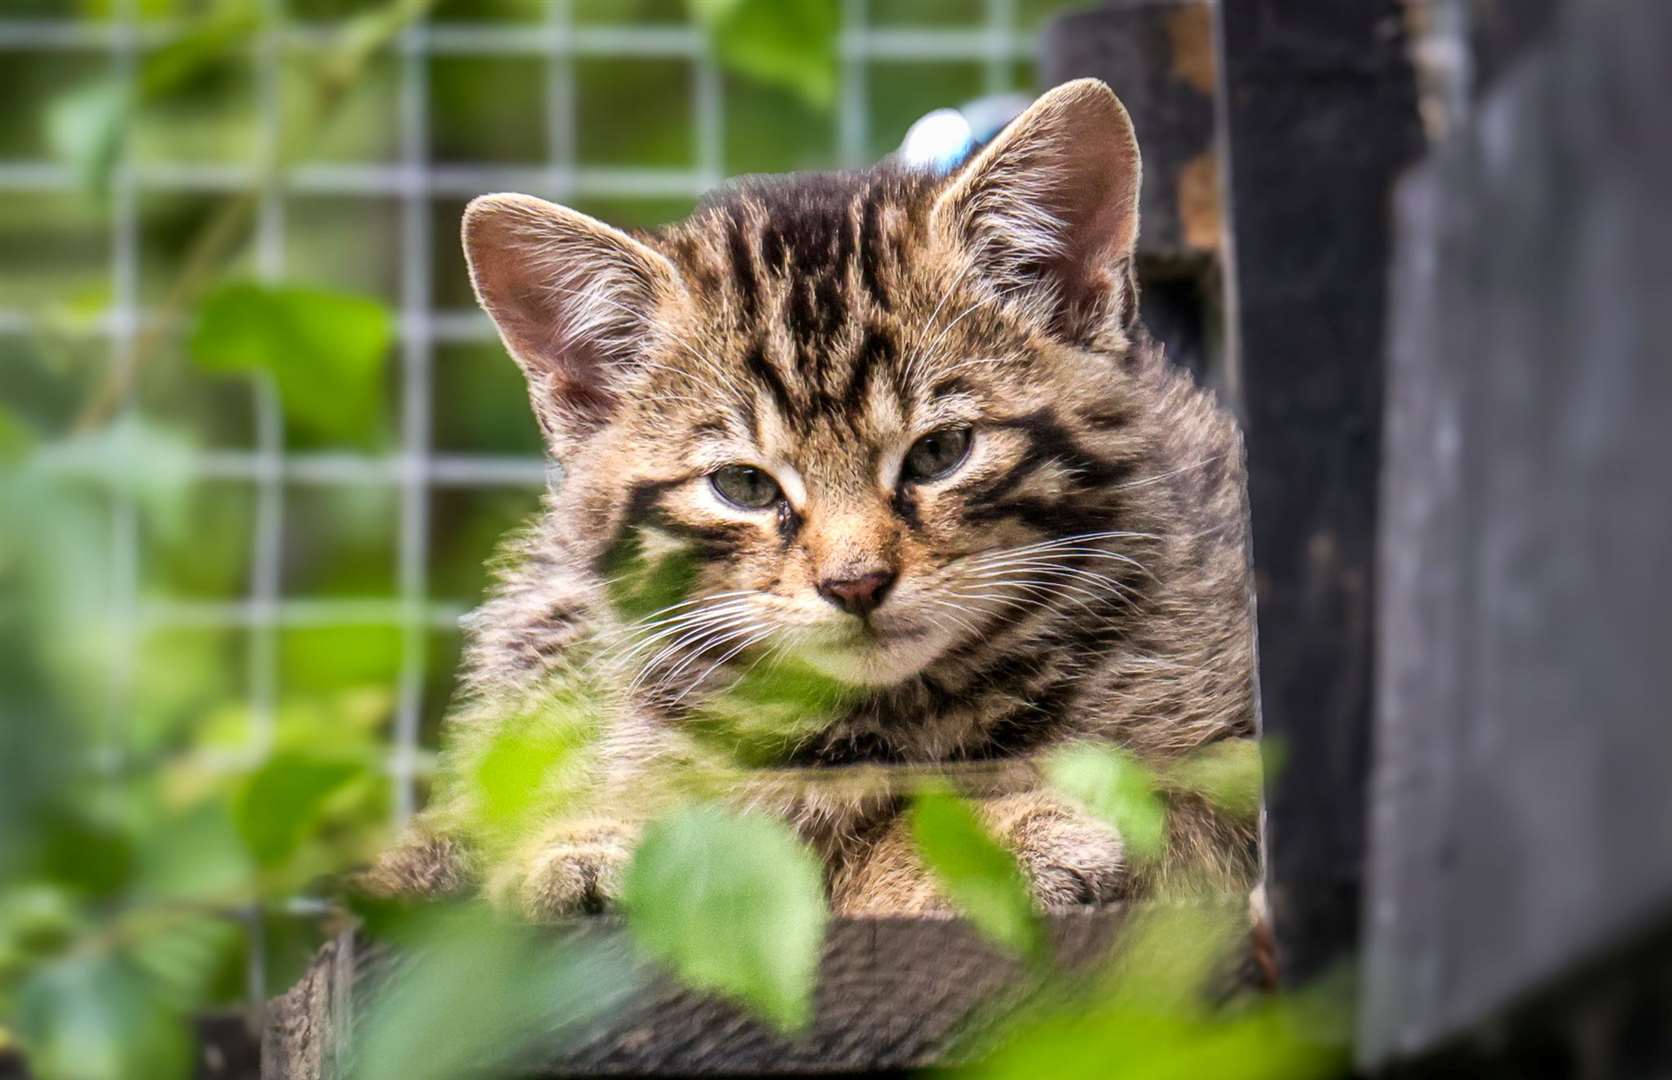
<box><xmin>931</xmin><ymin>376</ymin><xmax>972</xmax><ymax>399</ymax></box>
<box><xmin>788</xmin><ymin>277</ymin><xmax>821</xmax><ymax>358</ymax></box>
<box><xmin>760</xmin><ymin>220</ymin><xmax>786</xmax><ymax>273</ymax></box>
<box><xmin>857</xmin><ymin>191</ymin><xmax>890</xmax><ymax>311</ymax></box>
<box><xmin>814</xmin><ymin>269</ymin><xmax>845</xmax><ymax>339</ymax></box>
<box><xmin>724</xmin><ymin>215</ymin><xmax>758</xmax><ymax>321</ymax></box>
<box><xmin>743</xmin><ymin>340</ymin><xmax>799</xmax><ymax>426</ymax></box>
<box><xmin>842</xmin><ymin>324</ymin><xmax>894</xmax><ymax>413</ymax></box>
<box><xmin>832</xmin><ymin>198</ymin><xmax>855</xmax><ymax>280</ymax></box>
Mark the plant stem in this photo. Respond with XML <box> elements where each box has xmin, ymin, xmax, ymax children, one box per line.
<box><xmin>72</xmin><ymin>0</ymin><xmax>438</xmax><ymax>433</ymax></box>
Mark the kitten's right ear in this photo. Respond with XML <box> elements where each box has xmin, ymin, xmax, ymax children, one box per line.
<box><xmin>462</xmin><ymin>193</ymin><xmax>684</xmax><ymax>449</ymax></box>
<box><xmin>931</xmin><ymin>79</ymin><xmax>1142</xmax><ymax>347</ymax></box>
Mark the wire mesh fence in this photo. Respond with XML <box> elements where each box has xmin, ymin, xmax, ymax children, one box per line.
<box><xmin>0</xmin><ymin>0</ymin><xmax>1071</xmax><ymax>1004</ymax></box>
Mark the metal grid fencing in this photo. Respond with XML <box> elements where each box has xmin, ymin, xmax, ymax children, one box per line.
<box><xmin>0</xmin><ymin>0</ymin><xmax>1059</xmax><ymax>998</ymax></box>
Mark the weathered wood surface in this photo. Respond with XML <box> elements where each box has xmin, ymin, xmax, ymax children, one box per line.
<box><xmin>1361</xmin><ymin>0</ymin><xmax>1672</xmax><ymax>1065</ymax></box>
<box><xmin>1040</xmin><ymin>0</ymin><xmax>1219</xmax><ymax>264</ymax></box>
<box><xmin>1212</xmin><ymin>0</ymin><xmax>1423</xmax><ymax>987</ymax></box>
<box><xmin>1040</xmin><ymin>1</ymin><xmax>1221</xmax><ymax>385</ymax></box>
<box><xmin>264</xmin><ymin>910</ymin><xmax>1128</xmax><ymax>1078</ymax></box>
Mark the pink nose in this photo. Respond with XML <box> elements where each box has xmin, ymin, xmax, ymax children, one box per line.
<box><xmin>817</xmin><ymin>571</ymin><xmax>896</xmax><ymax>616</ymax></box>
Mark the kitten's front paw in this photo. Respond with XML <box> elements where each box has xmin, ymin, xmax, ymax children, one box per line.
<box><xmin>361</xmin><ymin>828</ymin><xmax>475</xmax><ymax>899</ymax></box>
<box><xmin>995</xmin><ymin>796</ymin><xmax>1127</xmax><ymax>908</ymax></box>
<box><xmin>494</xmin><ymin>821</ymin><xmax>635</xmax><ymax>921</ymax></box>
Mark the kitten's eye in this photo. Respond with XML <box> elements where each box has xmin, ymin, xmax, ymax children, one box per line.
<box><xmin>710</xmin><ymin>465</ymin><xmax>782</xmax><ymax>510</ymax></box>
<box><xmin>902</xmin><ymin>427</ymin><xmax>972</xmax><ymax>483</ymax></box>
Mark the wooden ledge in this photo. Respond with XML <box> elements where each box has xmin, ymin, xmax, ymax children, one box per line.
<box><xmin>262</xmin><ymin>909</ymin><xmax>1130</xmax><ymax>1078</ymax></box>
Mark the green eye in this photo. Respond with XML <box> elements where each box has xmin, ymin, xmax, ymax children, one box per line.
<box><xmin>711</xmin><ymin>465</ymin><xmax>782</xmax><ymax>510</ymax></box>
<box><xmin>902</xmin><ymin>427</ymin><xmax>972</xmax><ymax>483</ymax></box>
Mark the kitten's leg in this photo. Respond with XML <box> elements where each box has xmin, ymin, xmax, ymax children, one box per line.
<box><xmin>361</xmin><ymin>825</ymin><xmax>477</xmax><ymax>899</ymax></box>
<box><xmin>831</xmin><ymin>793</ymin><xmax>1126</xmax><ymax>915</ymax></box>
<box><xmin>983</xmin><ymin>791</ymin><xmax>1128</xmax><ymax>907</ymax></box>
<box><xmin>830</xmin><ymin>816</ymin><xmax>947</xmax><ymax>916</ymax></box>
<box><xmin>486</xmin><ymin>818</ymin><xmax>636</xmax><ymax>921</ymax></box>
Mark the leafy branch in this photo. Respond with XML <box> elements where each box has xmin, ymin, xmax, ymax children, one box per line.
<box><xmin>67</xmin><ymin>0</ymin><xmax>436</xmax><ymax>434</ymax></box>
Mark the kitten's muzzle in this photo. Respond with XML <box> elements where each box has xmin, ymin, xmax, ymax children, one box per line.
<box><xmin>817</xmin><ymin>570</ymin><xmax>896</xmax><ymax>617</ymax></box>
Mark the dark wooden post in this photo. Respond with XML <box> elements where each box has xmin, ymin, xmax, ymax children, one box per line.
<box><xmin>1211</xmin><ymin>2</ymin><xmax>1423</xmax><ymax>984</ymax></box>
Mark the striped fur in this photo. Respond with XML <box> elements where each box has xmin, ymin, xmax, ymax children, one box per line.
<box><xmin>367</xmin><ymin>80</ymin><xmax>1257</xmax><ymax>917</ymax></box>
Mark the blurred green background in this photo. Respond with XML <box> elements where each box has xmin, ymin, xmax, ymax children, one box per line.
<box><xmin>0</xmin><ymin>0</ymin><xmax>1074</xmax><ymax>793</ymax></box>
<box><xmin>0</xmin><ymin>0</ymin><xmax>1090</xmax><ymax>1072</ymax></box>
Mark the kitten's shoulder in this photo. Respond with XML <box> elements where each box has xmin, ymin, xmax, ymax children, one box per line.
<box><xmin>456</xmin><ymin>509</ymin><xmax>599</xmax><ymax>699</ymax></box>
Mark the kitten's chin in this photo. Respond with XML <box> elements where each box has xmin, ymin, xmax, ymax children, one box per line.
<box><xmin>795</xmin><ymin>622</ymin><xmax>950</xmax><ymax>688</ymax></box>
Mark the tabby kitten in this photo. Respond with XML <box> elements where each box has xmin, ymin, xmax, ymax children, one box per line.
<box><xmin>370</xmin><ymin>79</ymin><xmax>1258</xmax><ymax>917</ymax></box>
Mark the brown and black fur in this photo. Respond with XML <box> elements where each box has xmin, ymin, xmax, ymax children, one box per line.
<box><xmin>367</xmin><ymin>80</ymin><xmax>1258</xmax><ymax>917</ymax></box>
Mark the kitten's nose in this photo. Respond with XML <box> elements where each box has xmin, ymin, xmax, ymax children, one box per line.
<box><xmin>818</xmin><ymin>570</ymin><xmax>896</xmax><ymax>617</ymax></box>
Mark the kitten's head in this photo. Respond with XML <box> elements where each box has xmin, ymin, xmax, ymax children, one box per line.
<box><xmin>465</xmin><ymin>79</ymin><xmax>1156</xmax><ymax>691</ymax></box>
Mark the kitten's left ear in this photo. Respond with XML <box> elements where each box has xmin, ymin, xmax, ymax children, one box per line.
<box><xmin>932</xmin><ymin>78</ymin><xmax>1141</xmax><ymax>345</ymax></box>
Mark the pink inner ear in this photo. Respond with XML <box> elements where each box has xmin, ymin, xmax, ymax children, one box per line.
<box><xmin>462</xmin><ymin>193</ymin><xmax>683</xmax><ymax>445</ymax></box>
<box><xmin>939</xmin><ymin>80</ymin><xmax>1142</xmax><ymax>343</ymax></box>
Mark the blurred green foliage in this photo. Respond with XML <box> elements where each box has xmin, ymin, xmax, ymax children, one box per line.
<box><xmin>345</xmin><ymin>903</ymin><xmax>641</xmax><ymax>1080</ymax></box>
<box><xmin>0</xmin><ymin>0</ymin><xmax>1345</xmax><ymax>1076</ymax></box>
<box><xmin>191</xmin><ymin>281</ymin><xmax>393</xmax><ymax>444</ymax></box>
<box><xmin>690</xmin><ymin>0</ymin><xmax>840</xmax><ymax>109</ymax></box>
<box><xmin>958</xmin><ymin>907</ymin><xmax>1348</xmax><ymax>1080</ymax></box>
<box><xmin>911</xmin><ymin>787</ymin><xmax>1043</xmax><ymax>960</ymax></box>
<box><xmin>625</xmin><ymin>806</ymin><xmax>826</xmax><ymax>1030</ymax></box>
<box><xmin>1046</xmin><ymin>743</ymin><xmax>1170</xmax><ymax>865</ymax></box>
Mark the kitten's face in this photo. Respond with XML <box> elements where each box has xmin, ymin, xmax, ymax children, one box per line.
<box><xmin>464</xmin><ymin>80</ymin><xmax>1147</xmax><ymax>691</ymax></box>
<box><xmin>580</xmin><ymin>267</ymin><xmax>1139</xmax><ymax>688</ymax></box>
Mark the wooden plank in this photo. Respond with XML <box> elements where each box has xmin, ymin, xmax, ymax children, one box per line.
<box><xmin>1361</xmin><ymin>0</ymin><xmax>1672</xmax><ymax>1064</ymax></box>
<box><xmin>264</xmin><ymin>911</ymin><xmax>1132</xmax><ymax>1078</ymax></box>
<box><xmin>1039</xmin><ymin>0</ymin><xmax>1219</xmax><ymax>264</ymax></box>
<box><xmin>1211</xmin><ymin>0</ymin><xmax>1423</xmax><ymax>986</ymax></box>
<box><xmin>1039</xmin><ymin>1</ymin><xmax>1221</xmax><ymax>383</ymax></box>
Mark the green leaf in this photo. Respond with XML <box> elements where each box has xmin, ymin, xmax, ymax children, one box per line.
<box><xmin>14</xmin><ymin>953</ymin><xmax>191</xmax><ymax>1080</ymax></box>
<box><xmin>127</xmin><ymin>917</ymin><xmax>243</xmax><ymax>1010</ymax></box>
<box><xmin>138</xmin><ymin>7</ymin><xmax>262</xmax><ymax>99</ymax></box>
<box><xmin>1046</xmin><ymin>744</ymin><xmax>1169</xmax><ymax>864</ymax></box>
<box><xmin>190</xmin><ymin>281</ymin><xmax>393</xmax><ymax>444</ymax></box>
<box><xmin>690</xmin><ymin>654</ymin><xmax>855</xmax><ymax>765</ymax></box>
<box><xmin>601</xmin><ymin>529</ymin><xmax>701</xmax><ymax>626</ymax></box>
<box><xmin>963</xmin><ymin>1000</ymin><xmax>1346</xmax><ymax>1080</ymax></box>
<box><xmin>1164</xmin><ymin>739</ymin><xmax>1265</xmax><ymax>822</ymax></box>
<box><xmin>960</xmin><ymin>906</ymin><xmax>1347</xmax><ymax>1080</ymax></box>
<box><xmin>44</xmin><ymin>79</ymin><xmax>130</xmax><ymax>197</ymax></box>
<box><xmin>133</xmin><ymin>799</ymin><xmax>253</xmax><ymax>904</ymax></box>
<box><xmin>45</xmin><ymin>3</ymin><xmax>261</xmax><ymax>197</ymax></box>
<box><xmin>34</xmin><ymin>416</ymin><xmax>198</xmax><ymax>545</ymax></box>
<box><xmin>690</xmin><ymin>0</ymin><xmax>839</xmax><ymax>109</ymax></box>
<box><xmin>624</xmin><ymin>805</ymin><xmax>826</xmax><ymax>1030</ymax></box>
<box><xmin>468</xmin><ymin>691</ymin><xmax>601</xmax><ymax>845</ymax></box>
<box><xmin>0</xmin><ymin>402</ymin><xmax>36</xmax><ymax>464</ymax></box>
<box><xmin>0</xmin><ymin>885</ymin><xmax>83</xmax><ymax>980</ymax></box>
<box><xmin>909</xmin><ymin>788</ymin><xmax>1042</xmax><ymax>959</ymax></box>
<box><xmin>351</xmin><ymin>904</ymin><xmax>640</xmax><ymax>1080</ymax></box>
<box><xmin>233</xmin><ymin>752</ymin><xmax>364</xmax><ymax>867</ymax></box>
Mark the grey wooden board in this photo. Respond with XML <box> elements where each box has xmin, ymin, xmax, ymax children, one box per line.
<box><xmin>1039</xmin><ymin>0</ymin><xmax>1219</xmax><ymax>265</ymax></box>
<box><xmin>1361</xmin><ymin>0</ymin><xmax>1672</xmax><ymax>1064</ymax></box>
<box><xmin>263</xmin><ymin>911</ymin><xmax>1130</xmax><ymax>1078</ymax></box>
